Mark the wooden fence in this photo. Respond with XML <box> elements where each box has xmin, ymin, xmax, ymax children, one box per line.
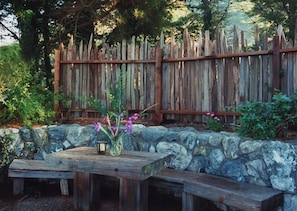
<box><xmin>54</xmin><ymin>25</ymin><xmax>297</xmax><ymax>124</ymax></box>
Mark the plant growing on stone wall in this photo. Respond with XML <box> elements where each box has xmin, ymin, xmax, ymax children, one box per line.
<box><xmin>84</xmin><ymin>71</ymin><xmax>125</xmax><ymax>118</ymax></box>
<box><xmin>0</xmin><ymin>133</ymin><xmax>15</xmax><ymax>167</ymax></box>
<box><xmin>203</xmin><ymin>112</ymin><xmax>223</xmax><ymax>132</ymax></box>
<box><xmin>237</xmin><ymin>92</ymin><xmax>297</xmax><ymax>139</ymax></box>
<box><xmin>56</xmin><ymin>90</ymin><xmax>75</xmax><ymax>120</ymax></box>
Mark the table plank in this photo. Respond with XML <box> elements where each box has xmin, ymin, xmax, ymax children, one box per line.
<box><xmin>45</xmin><ymin>147</ymin><xmax>171</xmax><ymax>180</ymax></box>
<box><xmin>45</xmin><ymin>147</ymin><xmax>171</xmax><ymax>211</ymax></box>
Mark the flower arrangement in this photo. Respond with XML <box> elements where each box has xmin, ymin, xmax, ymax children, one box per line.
<box><xmin>203</xmin><ymin>112</ymin><xmax>223</xmax><ymax>132</ymax></box>
<box><xmin>94</xmin><ymin>112</ymin><xmax>138</xmax><ymax>156</ymax></box>
<box><xmin>92</xmin><ymin>72</ymin><xmax>156</xmax><ymax>155</ymax></box>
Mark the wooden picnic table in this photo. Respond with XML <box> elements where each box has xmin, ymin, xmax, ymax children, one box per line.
<box><xmin>45</xmin><ymin>146</ymin><xmax>171</xmax><ymax>211</ymax></box>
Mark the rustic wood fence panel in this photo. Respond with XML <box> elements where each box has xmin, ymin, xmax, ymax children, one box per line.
<box><xmin>54</xmin><ymin>25</ymin><xmax>297</xmax><ymax>124</ymax></box>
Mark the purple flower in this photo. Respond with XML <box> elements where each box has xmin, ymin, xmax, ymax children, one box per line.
<box><xmin>94</xmin><ymin>122</ymin><xmax>102</xmax><ymax>132</ymax></box>
<box><xmin>126</xmin><ymin>117</ymin><xmax>133</xmax><ymax>134</ymax></box>
<box><xmin>112</xmin><ymin>125</ymin><xmax>117</xmax><ymax>133</ymax></box>
<box><xmin>131</xmin><ymin>113</ymin><xmax>138</xmax><ymax>121</ymax></box>
<box><xmin>94</xmin><ymin>112</ymin><xmax>140</xmax><ymax>142</ymax></box>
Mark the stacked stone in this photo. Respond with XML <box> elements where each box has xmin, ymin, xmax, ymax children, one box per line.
<box><xmin>2</xmin><ymin>124</ymin><xmax>297</xmax><ymax>210</ymax></box>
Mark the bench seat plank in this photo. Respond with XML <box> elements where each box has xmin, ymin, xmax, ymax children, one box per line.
<box><xmin>152</xmin><ymin>168</ymin><xmax>200</xmax><ymax>184</ymax></box>
<box><xmin>8</xmin><ymin>159</ymin><xmax>73</xmax><ymax>195</ymax></box>
<box><xmin>150</xmin><ymin>168</ymin><xmax>201</xmax><ymax>197</ymax></box>
<box><xmin>184</xmin><ymin>173</ymin><xmax>283</xmax><ymax>211</ymax></box>
<box><xmin>8</xmin><ymin>159</ymin><xmax>73</xmax><ymax>178</ymax></box>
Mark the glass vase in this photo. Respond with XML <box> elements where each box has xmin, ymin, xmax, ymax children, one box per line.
<box><xmin>109</xmin><ymin>136</ymin><xmax>123</xmax><ymax>156</ymax></box>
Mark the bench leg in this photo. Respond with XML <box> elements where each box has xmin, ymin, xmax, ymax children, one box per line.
<box><xmin>13</xmin><ymin>178</ymin><xmax>24</xmax><ymax>195</ymax></box>
<box><xmin>183</xmin><ymin>192</ymin><xmax>195</xmax><ymax>211</ymax></box>
<box><xmin>183</xmin><ymin>192</ymin><xmax>209</xmax><ymax>211</ymax></box>
<box><xmin>60</xmin><ymin>179</ymin><xmax>69</xmax><ymax>195</ymax></box>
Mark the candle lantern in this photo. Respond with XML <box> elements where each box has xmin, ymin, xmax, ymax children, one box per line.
<box><xmin>96</xmin><ymin>141</ymin><xmax>107</xmax><ymax>155</ymax></box>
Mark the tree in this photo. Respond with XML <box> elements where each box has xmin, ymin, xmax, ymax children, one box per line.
<box><xmin>184</xmin><ymin>0</ymin><xmax>231</xmax><ymax>38</ymax></box>
<box><xmin>1</xmin><ymin>0</ymin><xmax>56</xmax><ymax>88</ymax></box>
<box><xmin>105</xmin><ymin>0</ymin><xmax>172</xmax><ymax>43</ymax></box>
<box><xmin>245</xmin><ymin>0</ymin><xmax>297</xmax><ymax>41</ymax></box>
<box><xmin>1</xmin><ymin>0</ymin><xmax>177</xmax><ymax>90</ymax></box>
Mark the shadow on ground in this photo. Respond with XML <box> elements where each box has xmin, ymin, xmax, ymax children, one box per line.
<box><xmin>0</xmin><ymin>177</ymin><xmax>184</xmax><ymax>211</ymax></box>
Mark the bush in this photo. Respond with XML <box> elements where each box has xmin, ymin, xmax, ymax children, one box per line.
<box><xmin>0</xmin><ymin>44</ymin><xmax>55</xmax><ymax>127</ymax></box>
<box><xmin>203</xmin><ymin>112</ymin><xmax>223</xmax><ymax>132</ymax></box>
<box><xmin>237</xmin><ymin>92</ymin><xmax>297</xmax><ymax>139</ymax></box>
<box><xmin>0</xmin><ymin>133</ymin><xmax>15</xmax><ymax>167</ymax></box>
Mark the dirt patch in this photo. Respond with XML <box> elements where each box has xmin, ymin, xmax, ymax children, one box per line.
<box><xmin>0</xmin><ymin>178</ymin><xmax>185</xmax><ymax>211</ymax></box>
<box><xmin>0</xmin><ymin>179</ymin><xmax>73</xmax><ymax>211</ymax></box>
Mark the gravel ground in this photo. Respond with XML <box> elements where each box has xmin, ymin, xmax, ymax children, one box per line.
<box><xmin>0</xmin><ymin>178</ymin><xmax>182</xmax><ymax>211</ymax></box>
<box><xmin>1</xmin><ymin>195</ymin><xmax>74</xmax><ymax>211</ymax></box>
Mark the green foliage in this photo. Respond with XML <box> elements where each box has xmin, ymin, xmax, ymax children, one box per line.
<box><xmin>84</xmin><ymin>96</ymin><xmax>109</xmax><ymax>116</ymax></box>
<box><xmin>16</xmin><ymin>9</ymin><xmax>39</xmax><ymax>61</ymax></box>
<box><xmin>85</xmin><ymin>71</ymin><xmax>126</xmax><ymax>121</ymax></box>
<box><xmin>1</xmin><ymin>79</ymin><xmax>55</xmax><ymax>127</ymax></box>
<box><xmin>0</xmin><ymin>133</ymin><xmax>15</xmax><ymax>167</ymax></box>
<box><xmin>204</xmin><ymin>112</ymin><xmax>223</xmax><ymax>132</ymax></box>
<box><xmin>57</xmin><ymin>91</ymin><xmax>75</xmax><ymax>109</ymax></box>
<box><xmin>184</xmin><ymin>0</ymin><xmax>230</xmax><ymax>39</ymax></box>
<box><xmin>107</xmin><ymin>0</ymin><xmax>172</xmax><ymax>42</ymax></box>
<box><xmin>167</xmin><ymin>12</ymin><xmax>202</xmax><ymax>39</ymax></box>
<box><xmin>0</xmin><ymin>44</ymin><xmax>56</xmax><ymax>127</ymax></box>
<box><xmin>244</xmin><ymin>0</ymin><xmax>297</xmax><ymax>40</ymax></box>
<box><xmin>0</xmin><ymin>133</ymin><xmax>35</xmax><ymax>168</ymax></box>
<box><xmin>105</xmin><ymin>73</ymin><xmax>126</xmax><ymax>116</ymax></box>
<box><xmin>0</xmin><ymin>44</ymin><xmax>22</xmax><ymax>84</ymax></box>
<box><xmin>237</xmin><ymin>92</ymin><xmax>297</xmax><ymax>139</ymax></box>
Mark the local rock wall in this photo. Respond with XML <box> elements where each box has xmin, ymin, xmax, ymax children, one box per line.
<box><xmin>2</xmin><ymin>124</ymin><xmax>297</xmax><ymax>210</ymax></box>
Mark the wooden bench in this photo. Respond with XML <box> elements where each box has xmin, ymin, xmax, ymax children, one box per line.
<box><xmin>151</xmin><ymin>168</ymin><xmax>283</xmax><ymax>211</ymax></box>
<box><xmin>150</xmin><ymin>168</ymin><xmax>200</xmax><ymax>197</ymax></box>
<box><xmin>8</xmin><ymin>159</ymin><xmax>284</xmax><ymax>210</ymax></box>
<box><xmin>8</xmin><ymin>159</ymin><xmax>73</xmax><ymax>195</ymax></box>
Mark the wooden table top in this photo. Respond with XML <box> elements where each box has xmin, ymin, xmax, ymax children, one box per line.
<box><xmin>45</xmin><ymin>147</ymin><xmax>171</xmax><ymax>180</ymax></box>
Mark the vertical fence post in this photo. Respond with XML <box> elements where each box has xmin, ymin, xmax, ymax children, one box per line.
<box><xmin>54</xmin><ymin>49</ymin><xmax>61</xmax><ymax>114</ymax></box>
<box><xmin>272</xmin><ymin>35</ymin><xmax>282</xmax><ymax>92</ymax></box>
<box><xmin>153</xmin><ymin>47</ymin><xmax>163</xmax><ymax>124</ymax></box>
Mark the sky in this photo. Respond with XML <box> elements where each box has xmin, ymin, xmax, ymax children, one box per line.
<box><xmin>224</xmin><ymin>1</ymin><xmax>254</xmax><ymax>45</ymax></box>
<box><xmin>0</xmin><ymin>13</ymin><xmax>19</xmax><ymax>46</ymax></box>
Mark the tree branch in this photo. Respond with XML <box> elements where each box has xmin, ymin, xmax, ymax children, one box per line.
<box><xmin>0</xmin><ymin>21</ymin><xmax>19</xmax><ymax>41</ymax></box>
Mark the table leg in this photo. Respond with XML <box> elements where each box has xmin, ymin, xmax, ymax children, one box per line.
<box><xmin>73</xmin><ymin>172</ymin><xmax>102</xmax><ymax>211</ymax></box>
<box><xmin>119</xmin><ymin>178</ymin><xmax>148</xmax><ymax>211</ymax></box>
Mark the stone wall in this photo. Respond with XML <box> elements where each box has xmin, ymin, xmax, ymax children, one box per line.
<box><xmin>2</xmin><ymin>124</ymin><xmax>297</xmax><ymax>210</ymax></box>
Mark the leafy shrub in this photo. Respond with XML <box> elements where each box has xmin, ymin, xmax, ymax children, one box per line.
<box><xmin>237</xmin><ymin>92</ymin><xmax>297</xmax><ymax>139</ymax></box>
<box><xmin>84</xmin><ymin>70</ymin><xmax>126</xmax><ymax>120</ymax></box>
<box><xmin>203</xmin><ymin>112</ymin><xmax>223</xmax><ymax>132</ymax></box>
<box><xmin>0</xmin><ymin>44</ymin><xmax>55</xmax><ymax>127</ymax></box>
<box><xmin>0</xmin><ymin>133</ymin><xmax>15</xmax><ymax>167</ymax></box>
<box><xmin>0</xmin><ymin>133</ymin><xmax>36</xmax><ymax>169</ymax></box>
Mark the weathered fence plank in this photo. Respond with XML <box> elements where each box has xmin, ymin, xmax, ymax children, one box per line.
<box><xmin>55</xmin><ymin>25</ymin><xmax>297</xmax><ymax>123</ymax></box>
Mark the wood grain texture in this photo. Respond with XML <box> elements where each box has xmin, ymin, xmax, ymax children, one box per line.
<box><xmin>45</xmin><ymin>147</ymin><xmax>171</xmax><ymax>180</ymax></box>
<box><xmin>8</xmin><ymin>159</ymin><xmax>73</xmax><ymax>195</ymax></box>
<box><xmin>150</xmin><ymin>168</ymin><xmax>283</xmax><ymax>211</ymax></box>
<box><xmin>184</xmin><ymin>173</ymin><xmax>283</xmax><ymax>211</ymax></box>
<box><xmin>45</xmin><ymin>147</ymin><xmax>170</xmax><ymax>211</ymax></box>
<box><xmin>119</xmin><ymin>178</ymin><xmax>148</xmax><ymax>211</ymax></box>
<box><xmin>55</xmin><ymin>27</ymin><xmax>297</xmax><ymax>123</ymax></box>
<box><xmin>8</xmin><ymin>159</ymin><xmax>73</xmax><ymax>179</ymax></box>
